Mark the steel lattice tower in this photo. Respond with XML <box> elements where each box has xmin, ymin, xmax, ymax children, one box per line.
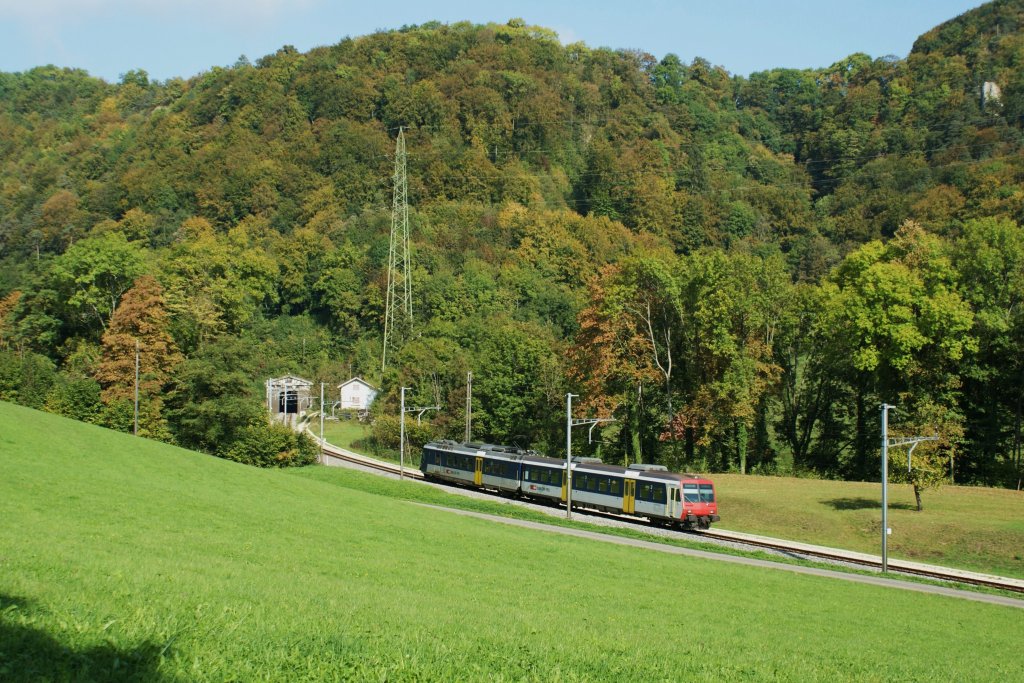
<box><xmin>382</xmin><ymin>128</ymin><xmax>412</xmax><ymax>371</ymax></box>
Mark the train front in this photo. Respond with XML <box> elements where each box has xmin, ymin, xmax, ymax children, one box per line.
<box><xmin>681</xmin><ymin>478</ymin><xmax>720</xmax><ymax>529</ymax></box>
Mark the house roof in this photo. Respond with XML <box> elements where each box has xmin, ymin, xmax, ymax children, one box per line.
<box><xmin>268</xmin><ymin>374</ymin><xmax>313</xmax><ymax>387</ymax></box>
<box><xmin>338</xmin><ymin>377</ymin><xmax>378</xmax><ymax>391</ymax></box>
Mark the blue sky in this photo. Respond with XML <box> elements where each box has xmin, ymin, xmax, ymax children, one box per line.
<box><xmin>0</xmin><ymin>1</ymin><xmax>986</xmax><ymax>83</ymax></box>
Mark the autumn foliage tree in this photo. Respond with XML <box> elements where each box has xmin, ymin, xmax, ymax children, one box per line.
<box><xmin>94</xmin><ymin>275</ymin><xmax>181</xmax><ymax>439</ymax></box>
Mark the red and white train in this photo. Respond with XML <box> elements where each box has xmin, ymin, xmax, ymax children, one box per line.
<box><xmin>420</xmin><ymin>440</ymin><xmax>720</xmax><ymax>529</ymax></box>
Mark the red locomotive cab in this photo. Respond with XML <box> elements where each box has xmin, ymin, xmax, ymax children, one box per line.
<box><xmin>680</xmin><ymin>478</ymin><xmax>720</xmax><ymax>529</ymax></box>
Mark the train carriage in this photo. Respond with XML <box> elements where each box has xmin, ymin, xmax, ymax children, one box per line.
<box><xmin>421</xmin><ymin>440</ymin><xmax>522</xmax><ymax>494</ymax></box>
<box><xmin>567</xmin><ymin>461</ymin><xmax>633</xmax><ymax>514</ymax></box>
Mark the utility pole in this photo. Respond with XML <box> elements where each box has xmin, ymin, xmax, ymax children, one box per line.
<box><xmin>566</xmin><ymin>393</ymin><xmax>577</xmax><ymax>519</ymax></box>
<box><xmin>382</xmin><ymin>128</ymin><xmax>412</xmax><ymax>372</ymax></box>
<box><xmin>399</xmin><ymin>387</ymin><xmax>408</xmax><ymax>480</ymax></box>
<box><xmin>565</xmin><ymin>393</ymin><xmax>614</xmax><ymax>522</ymax></box>
<box><xmin>880</xmin><ymin>403</ymin><xmax>938</xmax><ymax>572</ymax></box>
<box><xmin>881</xmin><ymin>403</ymin><xmax>893</xmax><ymax>572</ymax></box>
<box><xmin>465</xmin><ymin>371</ymin><xmax>473</xmax><ymax>443</ymax></box>
<box><xmin>319</xmin><ymin>382</ymin><xmax>325</xmax><ymax>464</ymax></box>
<box><xmin>133</xmin><ymin>339</ymin><xmax>140</xmax><ymax>437</ymax></box>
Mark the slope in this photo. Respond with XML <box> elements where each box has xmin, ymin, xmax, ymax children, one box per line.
<box><xmin>1</xmin><ymin>401</ymin><xmax>1022</xmax><ymax>681</ymax></box>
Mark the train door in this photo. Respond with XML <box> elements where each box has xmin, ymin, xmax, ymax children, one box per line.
<box><xmin>560</xmin><ymin>469</ymin><xmax>567</xmax><ymax>503</ymax></box>
<box><xmin>474</xmin><ymin>457</ymin><xmax>483</xmax><ymax>486</ymax></box>
<box><xmin>623</xmin><ymin>480</ymin><xmax>636</xmax><ymax>514</ymax></box>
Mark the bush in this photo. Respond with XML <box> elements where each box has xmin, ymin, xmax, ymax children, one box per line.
<box><xmin>44</xmin><ymin>377</ymin><xmax>102</xmax><ymax>423</ymax></box>
<box><xmin>0</xmin><ymin>350</ymin><xmax>56</xmax><ymax>409</ymax></box>
<box><xmin>223</xmin><ymin>420</ymin><xmax>318</xmax><ymax>468</ymax></box>
<box><xmin>370</xmin><ymin>414</ymin><xmax>436</xmax><ymax>451</ymax></box>
<box><xmin>94</xmin><ymin>397</ymin><xmax>176</xmax><ymax>443</ymax></box>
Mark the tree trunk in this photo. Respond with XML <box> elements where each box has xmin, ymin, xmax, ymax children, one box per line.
<box><xmin>914</xmin><ymin>484</ymin><xmax>923</xmax><ymax>512</ymax></box>
<box><xmin>855</xmin><ymin>389</ymin><xmax>868</xmax><ymax>479</ymax></box>
<box><xmin>737</xmin><ymin>421</ymin><xmax>748</xmax><ymax>475</ymax></box>
<box><xmin>1014</xmin><ymin>388</ymin><xmax>1022</xmax><ymax>479</ymax></box>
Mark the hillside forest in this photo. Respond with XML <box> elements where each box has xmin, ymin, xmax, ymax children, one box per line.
<box><xmin>2</xmin><ymin>2</ymin><xmax>1024</xmax><ymax>496</ymax></box>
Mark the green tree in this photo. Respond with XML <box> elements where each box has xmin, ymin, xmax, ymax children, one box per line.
<box><xmin>820</xmin><ymin>221</ymin><xmax>974</xmax><ymax>502</ymax></box>
<box><xmin>165</xmin><ymin>336</ymin><xmax>266</xmax><ymax>455</ymax></box>
<box><xmin>666</xmin><ymin>249</ymin><xmax>784</xmax><ymax>473</ymax></box>
<box><xmin>48</xmin><ymin>233</ymin><xmax>145</xmax><ymax>336</ymax></box>
<box><xmin>953</xmin><ymin>217</ymin><xmax>1024</xmax><ymax>485</ymax></box>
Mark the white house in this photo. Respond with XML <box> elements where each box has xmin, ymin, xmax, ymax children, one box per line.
<box><xmin>338</xmin><ymin>377</ymin><xmax>378</xmax><ymax>411</ymax></box>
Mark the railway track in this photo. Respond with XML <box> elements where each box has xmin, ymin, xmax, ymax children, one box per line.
<box><xmin>316</xmin><ymin>439</ymin><xmax>1024</xmax><ymax>595</ymax></box>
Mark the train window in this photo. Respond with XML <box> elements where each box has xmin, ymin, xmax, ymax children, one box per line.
<box><xmin>587</xmin><ymin>477</ymin><xmax>596</xmax><ymax>492</ymax></box>
<box><xmin>598</xmin><ymin>478</ymin><xmax>608</xmax><ymax>494</ymax></box>
<box><xmin>699</xmin><ymin>485</ymin><xmax>715</xmax><ymax>502</ymax></box>
<box><xmin>611</xmin><ymin>479</ymin><xmax>621</xmax><ymax>495</ymax></box>
<box><xmin>653</xmin><ymin>485</ymin><xmax>666</xmax><ymax>504</ymax></box>
<box><xmin>683</xmin><ymin>484</ymin><xmax>700</xmax><ymax>503</ymax></box>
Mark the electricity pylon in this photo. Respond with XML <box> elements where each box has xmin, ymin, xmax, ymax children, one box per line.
<box><xmin>382</xmin><ymin>128</ymin><xmax>412</xmax><ymax>372</ymax></box>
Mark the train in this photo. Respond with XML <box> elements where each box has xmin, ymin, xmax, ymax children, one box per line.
<box><xmin>420</xmin><ymin>440</ymin><xmax>720</xmax><ymax>529</ymax></box>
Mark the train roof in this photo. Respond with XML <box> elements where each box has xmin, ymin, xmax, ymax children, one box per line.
<box><xmin>425</xmin><ymin>441</ymin><xmax>714</xmax><ymax>483</ymax></box>
<box><xmin>425</xmin><ymin>440</ymin><xmax>535</xmax><ymax>457</ymax></box>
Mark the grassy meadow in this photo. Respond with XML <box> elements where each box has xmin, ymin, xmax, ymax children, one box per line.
<box><xmin>316</xmin><ymin>417</ymin><xmax>371</xmax><ymax>452</ymax></box>
<box><xmin>1</xmin><ymin>401</ymin><xmax>1022</xmax><ymax>681</ymax></box>
<box><xmin>714</xmin><ymin>473</ymin><xmax>1024</xmax><ymax>578</ymax></box>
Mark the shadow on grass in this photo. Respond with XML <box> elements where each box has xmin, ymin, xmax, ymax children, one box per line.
<box><xmin>822</xmin><ymin>497</ymin><xmax>916</xmax><ymax>511</ymax></box>
<box><xmin>0</xmin><ymin>594</ymin><xmax>174</xmax><ymax>683</ymax></box>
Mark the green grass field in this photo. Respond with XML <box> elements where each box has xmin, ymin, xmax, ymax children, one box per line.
<box><xmin>317</xmin><ymin>418</ymin><xmax>371</xmax><ymax>452</ymax></box>
<box><xmin>2</xmin><ymin>401</ymin><xmax>1022</xmax><ymax>681</ymax></box>
<box><xmin>714</xmin><ymin>473</ymin><xmax>1024</xmax><ymax>578</ymax></box>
